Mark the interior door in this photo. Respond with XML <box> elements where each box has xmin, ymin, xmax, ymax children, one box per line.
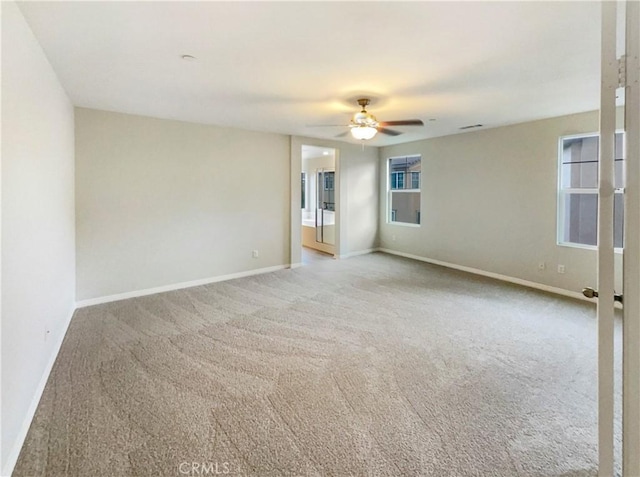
<box><xmin>621</xmin><ymin>1</ymin><xmax>640</xmax><ymax>474</ymax></box>
<box><xmin>594</xmin><ymin>2</ymin><xmax>640</xmax><ymax>475</ymax></box>
<box><xmin>594</xmin><ymin>5</ymin><xmax>617</xmax><ymax>474</ymax></box>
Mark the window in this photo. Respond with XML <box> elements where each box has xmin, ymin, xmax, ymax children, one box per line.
<box><xmin>388</xmin><ymin>155</ymin><xmax>421</xmax><ymax>225</ymax></box>
<box><xmin>319</xmin><ymin>170</ymin><xmax>335</xmax><ymax>212</ymax></box>
<box><xmin>411</xmin><ymin>171</ymin><xmax>420</xmax><ymax>189</ymax></box>
<box><xmin>558</xmin><ymin>132</ymin><xmax>624</xmax><ymax>248</ymax></box>
<box><xmin>391</xmin><ymin>172</ymin><xmax>405</xmax><ymax>189</ymax></box>
<box><xmin>301</xmin><ymin>173</ymin><xmax>306</xmax><ymax>209</ymax></box>
<box><xmin>324</xmin><ymin>171</ymin><xmax>334</xmax><ymax>191</ymax></box>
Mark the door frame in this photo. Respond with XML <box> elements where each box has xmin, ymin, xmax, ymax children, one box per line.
<box><xmin>597</xmin><ymin>2</ymin><xmax>616</xmax><ymax>473</ymax></box>
<box><xmin>621</xmin><ymin>0</ymin><xmax>640</xmax><ymax>474</ymax></box>
<box><xmin>290</xmin><ymin>137</ymin><xmax>342</xmax><ymax>266</ymax></box>
<box><xmin>599</xmin><ymin>1</ymin><xmax>640</xmax><ymax>474</ymax></box>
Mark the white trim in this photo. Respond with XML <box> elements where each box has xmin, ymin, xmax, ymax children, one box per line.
<box><xmin>75</xmin><ymin>265</ymin><xmax>289</xmax><ymax>308</ymax></box>
<box><xmin>561</xmin><ymin>188</ymin><xmax>599</xmax><ymax>194</ymax></box>
<box><xmin>337</xmin><ymin>248</ymin><xmax>376</xmax><ymax>259</ymax></box>
<box><xmin>558</xmin><ymin>241</ymin><xmax>625</xmax><ymax>254</ymax></box>
<box><xmin>289</xmin><ymin>262</ymin><xmax>303</xmax><ymax>269</ymax></box>
<box><xmin>1</xmin><ymin>307</ymin><xmax>75</xmax><ymax>477</ymax></box>
<box><xmin>388</xmin><ymin>222</ymin><xmax>421</xmax><ymax>228</ymax></box>
<box><xmin>597</xmin><ymin>2</ymin><xmax>618</xmax><ymax>472</ymax></box>
<box><xmin>377</xmin><ymin>248</ymin><xmax>590</xmax><ymax>302</ymax></box>
<box><xmin>622</xmin><ymin>0</ymin><xmax>640</xmax><ymax>472</ymax></box>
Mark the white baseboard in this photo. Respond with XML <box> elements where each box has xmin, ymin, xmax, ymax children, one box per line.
<box><xmin>75</xmin><ymin>264</ymin><xmax>289</xmax><ymax>308</ymax></box>
<box><xmin>2</xmin><ymin>306</ymin><xmax>75</xmax><ymax>477</ymax></box>
<box><xmin>337</xmin><ymin>248</ymin><xmax>377</xmax><ymax>259</ymax></box>
<box><xmin>377</xmin><ymin>248</ymin><xmax>590</xmax><ymax>303</ymax></box>
<box><xmin>289</xmin><ymin>262</ymin><xmax>303</xmax><ymax>269</ymax></box>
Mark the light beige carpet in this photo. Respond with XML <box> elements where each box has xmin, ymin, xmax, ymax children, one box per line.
<box><xmin>13</xmin><ymin>252</ymin><xmax>619</xmax><ymax>476</ymax></box>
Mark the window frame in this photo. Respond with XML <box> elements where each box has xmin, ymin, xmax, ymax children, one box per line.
<box><xmin>387</xmin><ymin>155</ymin><xmax>422</xmax><ymax>227</ymax></box>
<box><xmin>557</xmin><ymin>131</ymin><xmax>625</xmax><ymax>252</ymax></box>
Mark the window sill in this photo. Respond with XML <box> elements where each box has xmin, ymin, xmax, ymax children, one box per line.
<box><xmin>388</xmin><ymin>222</ymin><xmax>421</xmax><ymax>228</ymax></box>
<box><xmin>558</xmin><ymin>242</ymin><xmax>623</xmax><ymax>254</ymax></box>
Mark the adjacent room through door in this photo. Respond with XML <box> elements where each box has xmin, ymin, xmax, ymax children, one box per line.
<box><xmin>301</xmin><ymin>145</ymin><xmax>336</xmax><ymax>262</ymax></box>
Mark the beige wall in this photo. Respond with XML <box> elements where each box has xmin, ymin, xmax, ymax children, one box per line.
<box><xmin>75</xmin><ymin>108</ymin><xmax>290</xmax><ymax>301</ymax></box>
<box><xmin>380</xmin><ymin>110</ymin><xmax>623</xmax><ymax>294</ymax></box>
<box><xmin>1</xmin><ymin>2</ymin><xmax>76</xmax><ymax>473</ymax></box>
<box><xmin>344</xmin><ymin>144</ymin><xmax>379</xmax><ymax>255</ymax></box>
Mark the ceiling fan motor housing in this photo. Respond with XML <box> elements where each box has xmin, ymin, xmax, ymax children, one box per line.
<box><xmin>352</xmin><ymin>99</ymin><xmax>378</xmax><ymax>127</ymax></box>
<box><xmin>353</xmin><ymin>111</ymin><xmax>377</xmax><ymax>126</ymax></box>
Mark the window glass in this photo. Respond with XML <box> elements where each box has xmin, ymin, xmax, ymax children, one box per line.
<box><xmin>562</xmin><ymin>193</ymin><xmax>598</xmax><ymax>246</ymax></box>
<box><xmin>615</xmin><ymin>192</ymin><xmax>624</xmax><ymax>248</ymax></box>
<box><xmin>561</xmin><ymin>136</ymin><xmax>599</xmax><ymax>189</ymax></box>
<box><xmin>390</xmin><ymin>191</ymin><xmax>420</xmax><ymax>225</ymax></box>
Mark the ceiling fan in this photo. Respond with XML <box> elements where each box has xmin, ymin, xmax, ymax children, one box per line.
<box><xmin>314</xmin><ymin>98</ymin><xmax>424</xmax><ymax>140</ymax></box>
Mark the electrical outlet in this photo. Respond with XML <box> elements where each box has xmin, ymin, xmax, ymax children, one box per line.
<box><xmin>557</xmin><ymin>264</ymin><xmax>566</xmax><ymax>274</ymax></box>
<box><xmin>44</xmin><ymin>328</ymin><xmax>50</xmax><ymax>342</ymax></box>
<box><xmin>252</xmin><ymin>250</ymin><xmax>259</xmax><ymax>258</ymax></box>
<box><xmin>538</xmin><ymin>262</ymin><xmax>546</xmax><ymax>271</ymax></box>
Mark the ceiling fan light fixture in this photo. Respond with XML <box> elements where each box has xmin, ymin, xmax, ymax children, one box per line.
<box><xmin>351</xmin><ymin>126</ymin><xmax>377</xmax><ymax>140</ymax></box>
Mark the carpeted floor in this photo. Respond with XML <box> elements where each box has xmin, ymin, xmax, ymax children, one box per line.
<box><xmin>14</xmin><ymin>252</ymin><xmax>619</xmax><ymax>476</ymax></box>
<box><xmin>302</xmin><ymin>246</ymin><xmax>334</xmax><ymax>265</ymax></box>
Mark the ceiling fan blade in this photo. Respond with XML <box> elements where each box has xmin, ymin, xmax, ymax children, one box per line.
<box><xmin>378</xmin><ymin>119</ymin><xmax>424</xmax><ymax>127</ymax></box>
<box><xmin>378</xmin><ymin>127</ymin><xmax>402</xmax><ymax>136</ymax></box>
<box><xmin>335</xmin><ymin>131</ymin><xmax>350</xmax><ymax>138</ymax></box>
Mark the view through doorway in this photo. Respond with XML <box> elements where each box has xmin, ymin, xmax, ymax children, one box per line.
<box><xmin>301</xmin><ymin>145</ymin><xmax>336</xmax><ymax>261</ymax></box>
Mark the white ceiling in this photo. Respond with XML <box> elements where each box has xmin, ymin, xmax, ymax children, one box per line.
<box><xmin>302</xmin><ymin>145</ymin><xmax>335</xmax><ymax>161</ymax></box>
<box><xmin>17</xmin><ymin>1</ymin><xmax>601</xmax><ymax>146</ymax></box>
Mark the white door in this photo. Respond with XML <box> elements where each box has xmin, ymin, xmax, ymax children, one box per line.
<box><xmin>595</xmin><ymin>2</ymin><xmax>639</xmax><ymax>475</ymax></box>
<box><xmin>621</xmin><ymin>1</ymin><xmax>640</xmax><ymax>474</ymax></box>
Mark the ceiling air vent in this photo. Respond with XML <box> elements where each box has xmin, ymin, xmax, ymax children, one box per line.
<box><xmin>459</xmin><ymin>124</ymin><xmax>483</xmax><ymax>130</ymax></box>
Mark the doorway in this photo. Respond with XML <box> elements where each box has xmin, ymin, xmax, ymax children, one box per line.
<box><xmin>301</xmin><ymin>145</ymin><xmax>336</xmax><ymax>258</ymax></box>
